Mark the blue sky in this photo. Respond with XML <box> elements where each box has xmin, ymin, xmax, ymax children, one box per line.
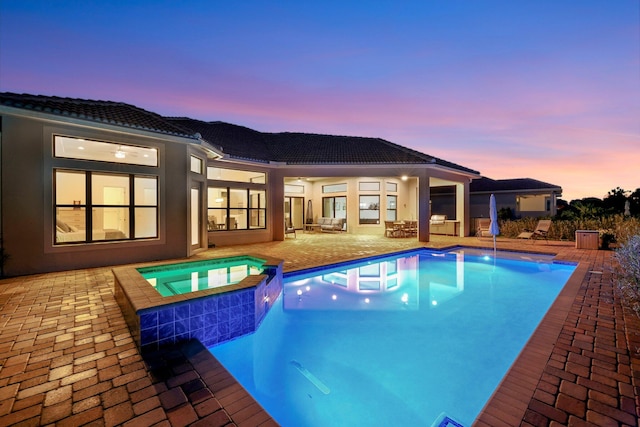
<box><xmin>1</xmin><ymin>0</ymin><xmax>639</xmax><ymax>201</ymax></box>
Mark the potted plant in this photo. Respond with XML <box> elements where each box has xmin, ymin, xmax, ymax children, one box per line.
<box><xmin>599</xmin><ymin>229</ymin><xmax>616</xmax><ymax>250</ymax></box>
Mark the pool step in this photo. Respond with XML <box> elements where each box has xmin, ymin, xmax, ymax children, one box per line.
<box><xmin>431</xmin><ymin>412</ymin><xmax>465</xmax><ymax>427</ymax></box>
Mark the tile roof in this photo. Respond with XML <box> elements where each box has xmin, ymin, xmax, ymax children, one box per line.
<box><xmin>0</xmin><ymin>93</ymin><xmax>478</xmax><ymax>174</ymax></box>
<box><xmin>471</xmin><ymin>177</ymin><xmax>562</xmax><ymax>192</ymax></box>
<box><xmin>0</xmin><ymin>92</ymin><xmax>199</xmax><ymax>140</ymax></box>
<box><xmin>168</xmin><ymin>119</ymin><xmax>274</xmax><ymax>163</ymax></box>
<box><xmin>168</xmin><ymin>118</ymin><xmax>480</xmax><ymax>173</ymax></box>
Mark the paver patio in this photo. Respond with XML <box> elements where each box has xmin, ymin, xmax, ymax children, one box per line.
<box><xmin>1</xmin><ymin>233</ymin><xmax>638</xmax><ymax>426</ymax></box>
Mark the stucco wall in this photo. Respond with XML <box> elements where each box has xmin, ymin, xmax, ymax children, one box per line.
<box><xmin>0</xmin><ymin>114</ymin><xmax>191</xmax><ymax>276</ymax></box>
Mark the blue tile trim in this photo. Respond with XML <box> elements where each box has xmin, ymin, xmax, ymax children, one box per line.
<box><xmin>438</xmin><ymin>416</ymin><xmax>464</xmax><ymax>427</ymax></box>
<box><xmin>136</xmin><ymin>270</ymin><xmax>283</xmax><ymax>352</ymax></box>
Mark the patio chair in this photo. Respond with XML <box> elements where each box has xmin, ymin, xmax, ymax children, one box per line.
<box><xmin>384</xmin><ymin>221</ymin><xmax>397</xmax><ymax>237</ymax></box>
<box><xmin>406</xmin><ymin>220</ymin><xmax>418</xmax><ymax>237</ymax></box>
<box><xmin>285</xmin><ymin>220</ymin><xmax>296</xmax><ymax>238</ymax></box>
<box><xmin>207</xmin><ymin>216</ymin><xmax>217</xmax><ymax>231</ymax></box>
<box><xmin>476</xmin><ymin>218</ymin><xmax>492</xmax><ymax>238</ymax></box>
<box><xmin>517</xmin><ymin>219</ymin><xmax>551</xmax><ymax>242</ymax></box>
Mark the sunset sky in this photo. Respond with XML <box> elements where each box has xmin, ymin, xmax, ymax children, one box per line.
<box><xmin>1</xmin><ymin>1</ymin><xmax>638</xmax><ymax>202</ymax></box>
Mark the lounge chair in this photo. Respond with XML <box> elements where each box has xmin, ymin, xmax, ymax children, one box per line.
<box><xmin>476</xmin><ymin>218</ymin><xmax>492</xmax><ymax>238</ymax></box>
<box><xmin>517</xmin><ymin>219</ymin><xmax>551</xmax><ymax>242</ymax></box>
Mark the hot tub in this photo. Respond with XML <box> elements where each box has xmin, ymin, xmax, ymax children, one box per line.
<box><xmin>113</xmin><ymin>254</ymin><xmax>284</xmax><ymax>353</ymax></box>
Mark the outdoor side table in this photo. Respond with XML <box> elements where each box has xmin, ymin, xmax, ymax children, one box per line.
<box><xmin>575</xmin><ymin>230</ymin><xmax>599</xmax><ymax>249</ymax></box>
<box><xmin>304</xmin><ymin>224</ymin><xmax>321</xmax><ymax>233</ymax></box>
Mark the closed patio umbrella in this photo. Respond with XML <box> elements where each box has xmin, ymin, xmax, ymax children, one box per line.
<box><xmin>489</xmin><ymin>194</ymin><xmax>500</xmax><ymax>254</ymax></box>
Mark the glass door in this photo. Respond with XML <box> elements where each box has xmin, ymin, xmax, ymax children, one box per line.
<box><xmin>191</xmin><ymin>187</ymin><xmax>200</xmax><ymax>248</ymax></box>
<box><xmin>322</xmin><ymin>196</ymin><xmax>347</xmax><ymax>230</ymax></box>
<box><xmin>285</xmin><ymin>197</ymin><xmax>304</xmax><ymax>229</ymax></box>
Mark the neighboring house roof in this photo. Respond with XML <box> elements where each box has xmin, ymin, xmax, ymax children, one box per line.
<box><xmin>0</xmin><ymin>92</ymin><xmax>200</xmax><ymax>140</ymax></box>
<box><xmin>168</xmin><ymin>118</ymin><xmax>480</xmax><ymax>174</ymax></box>
<box><xmin>471</xmin><ymin>177</ymin><xmax>562</xmax><ymax>193</ymax></box>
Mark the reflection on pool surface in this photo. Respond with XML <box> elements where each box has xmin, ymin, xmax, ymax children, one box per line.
<box><xmin>210</xmin><ymin>248</ymin><xmax>577</xmax><ymax>427</ymax></box>
<box><xmin>138</xmin><ymin>256</ymin><xmax>265</xmax><ymax>297</ymax></box>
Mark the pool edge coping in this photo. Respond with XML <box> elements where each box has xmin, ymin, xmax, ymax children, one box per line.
<box><xmin>113</xmin><ymin>253</ymin><xmax>284</xmax><ymax>312</ymax></box>
<box><xmin>208</xmin><ymin>246</ymin><xmax>579</xmax><ymax>426</ymax></box>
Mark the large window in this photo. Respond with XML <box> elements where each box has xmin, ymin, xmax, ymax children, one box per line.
<box><xmin>323</xmin><ymin>183</ymin><xmax>347</xmax><ymax>193</ymax></box>
<box><xmin>208</xmin><ymin>187</ymin><xmax>266</xmax><ymax>231</ymax></box>
<box><xmin>359</xmin><ymin>182</ymin><xmax>380</xmax><ymax>191</ymax></box>
<box><xmin>207</xmin><ymin>167</ymin><xmax>265</xmax><ymax>183</ymax></box>
<box><xmin>190</xmin><ymin>155</ymin><xmax>203</xmax><ymax>174</ymax></box>
<box><xmin>54</xmin><ymin>170</ymin><xmax>157</xmax><ymax>244</ymax></box>
<box><xmin>54</xmin><ymin>135</ymin><xmax>158</xmax><ymax>166</ymax></box>
<box><xmin>517</xmin><ymin>194</ymin><xmax>550</xmax><ymax>212</ymax></box>
<box><xmin>359</xmin><ymin>195</ymin><xmax>380</xmax><ymax>224</ymax></box>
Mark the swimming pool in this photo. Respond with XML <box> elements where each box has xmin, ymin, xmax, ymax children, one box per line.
<box><xmin>210</xmin><ymin>248</ymin><xmax>576</xmax><ymax>426</ymax></box>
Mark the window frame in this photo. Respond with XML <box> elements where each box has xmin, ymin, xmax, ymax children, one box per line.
<box><xmin>208</xmin><ymin>186</ymin><xmax>267</xmax><ymax>231</ymax></box>
<box><xmin>54</xmin><ymin>169</ymin><xmax>159</xmax><ymax>245</ymax></box>
<box><xmin>359</xmin><ymin>195</ymin><xmax>380</xmax><ymax>224</ymax></box>
<box><xmin>386</xmin><ymin>194</ymin><xmax>398</xmax><ymax>221</ymax></box>
<box><xmin>53</xmin><ymin>135</ymin><xmax>159</xmax><ymax>167</ymax></box>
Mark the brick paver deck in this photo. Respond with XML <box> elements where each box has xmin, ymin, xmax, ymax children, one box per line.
<box><xmin>1</xmin><ymin>233</ymin><xmax>638</xmax><ymax>426</ymax></box>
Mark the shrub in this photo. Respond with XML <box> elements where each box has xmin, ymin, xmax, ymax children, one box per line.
<box><xmin>614</xmin><ymin>217</ymin><xmax>640</xmax><ymax>245</ymax></box>
<box><xmin>614</xmin><ymin>234</ymin><xmax>640</xmax><ymax>318</ymax></box>
<box><xmin>498</xmin><ymin>216</ymin><xmax>640</xmax><ymax>245</ymax></box>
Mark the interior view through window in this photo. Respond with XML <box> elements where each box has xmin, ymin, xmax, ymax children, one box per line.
<box><xmin>55</xmin><ymin>170</ymin><xmax>158</xmax><ymax>244</ymax></box>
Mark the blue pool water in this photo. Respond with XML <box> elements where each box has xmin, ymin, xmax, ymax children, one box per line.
<box><xmin>210</xmin><ymin>248</ymin><xmax>576</xmax><ymax>426</ymax></box>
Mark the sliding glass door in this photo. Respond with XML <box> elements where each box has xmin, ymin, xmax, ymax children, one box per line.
<box><xmin>322</xmin><ymin>196</ymin><xmax>347</xmax><ymax>230</ymax></box>
<box><xmin>284</xmin><ymin>197</ymin><xmax>304</xmax><ymax>229</ymax></box>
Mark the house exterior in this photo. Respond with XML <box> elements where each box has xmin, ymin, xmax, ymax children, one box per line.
<box><xmin>469</xmin><ymin>177</ymin><xmax>562</xmax><ymax>219</ymax></box>
<box><xmin>430</xmin><ymin>177</ymin><xmax>562</xmax><ymax>221</ymax></box>
<box><xmin>0</xmin><ymin>92</ymin><xmax>480</xmax><ymax>276</ymax></box>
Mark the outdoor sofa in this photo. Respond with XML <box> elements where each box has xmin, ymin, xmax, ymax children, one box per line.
<box><xmin>318</xmin><ymin>217</ymin><xmax>344</xmax><ymax>232</ymax></box>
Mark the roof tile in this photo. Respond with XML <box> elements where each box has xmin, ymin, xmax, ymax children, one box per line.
<box><xmin>0</xmin><ymin>92</ymin><xmax>198</xmax><ymax>140</ymax></box>
<box><xmin>1</xmin><ymin>93</ymin><xmax>479</xmax><ymax>174</ymax></box>
<box><xmin>471</xmin><ymin>177</ymin><xmax>561</xmax><ymax>192</ymax></box>
<box><xmin>169</xmin><ymin>118</ymin><xmax>479</xmax><ymax>173</ymax></box>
